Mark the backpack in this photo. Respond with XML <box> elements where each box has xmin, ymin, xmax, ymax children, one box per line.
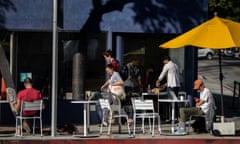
<box><xmin>119</xmin><ymin>64</ymin><xmax>128</xmax><ymax>81</ymax></box>
<box><xmin>111</xmin><ymin>59</ymin><xmax>120</xmax><ymax>72</ymax></box>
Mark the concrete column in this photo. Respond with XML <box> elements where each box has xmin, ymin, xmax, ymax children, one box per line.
<box><xmin>116</xmin><ymin>35</ymin><xmax>124</xmax><ymax>63</ymax></box>
<box><xmin>72</xmin><ymin>53</ymin><xmax>85</xmax><ymax>100</ymax></box>
<box><xmin>107</xmin><ymin>28</ymin><xmax>112</xmax><ymax>50</ymax></box>
<box><xmin>184</xmin><ymin>46</ymin><xmax>198</xmax><ymax>96</ymax></box>
<box><xmin>169</xmin><ymin>48</ymin><xmax>185</xmax><ymax>90</ymax></box>
<box><xmin>9</xmin><ymin>32</ymin><xmax>18</xmax><ymax>85</ymax></box>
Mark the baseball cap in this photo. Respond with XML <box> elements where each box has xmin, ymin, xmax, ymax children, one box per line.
<box><xmin>193</xmin><ymin>79</ymin><xmax>203</xmax><ymax>90</ymax></box>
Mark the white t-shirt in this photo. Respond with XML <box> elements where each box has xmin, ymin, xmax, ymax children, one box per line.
<box><xmin>199</xmin><ymin>87</ymin><xmax>215</xmax><ymax>114</ymax></box>
<box><xmin>158</xmin><ymin>61</ymin><xmax>180</xmax><ymax>87</ymax></box>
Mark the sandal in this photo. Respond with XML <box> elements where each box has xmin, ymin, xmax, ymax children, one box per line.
<box><xmin>128</xmin><ymin>118</ymin><xmax>134</xmax><ymax>123</ymax></box>
<box><xmin>102</xmin><ymin>121</ymin><xmax>108</xmax><ymax>127</ymax></box>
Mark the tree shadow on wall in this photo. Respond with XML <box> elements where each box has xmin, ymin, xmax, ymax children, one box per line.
<box><xmin>80</xmin><ymin>0</ymin><xmax>207</xmax><ymax>33</ymax></box>
<box><xmin>0</xmin><ymin>0</ymin><xmax>16</xmax><ymax>29</ymax></box>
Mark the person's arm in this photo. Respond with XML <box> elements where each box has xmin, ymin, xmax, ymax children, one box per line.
<box><xmin>196</xmin><ymin>90</ymin><xmax>211</xmax><ymax>106</ymax></box>
<box><xmin>156</xmin><ymin>64</ymin><xmax>168</xmax><ymax>86</ymax></box>
<box><xmin>41</xmin><ymin>101</ymin><xmax>45</xmax><ymax>109</ymax></box>
<box><xmin>13</xmin><ymin>99</ymin><xmax>21</xmax><ymax>111</ymax></box>
<box><xmin>196</xmin><ymin>99</ymin><xmax>205</xmax><ymax>107</ymax></box>
<box><xmin>100</xmin><ymin>80</ymin><xmax>109</xmax><ymax>91</ymax></box>
<box><xmin>158</xmin><ymin>64</ymin><xmax>168</xmax><ymax>81</ymax></box>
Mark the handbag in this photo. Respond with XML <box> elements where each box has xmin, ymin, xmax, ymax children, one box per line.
<box><xmin>108</xmin><ymin>85</ymin><xmax>126</xmax><ymax>100</ymax></box>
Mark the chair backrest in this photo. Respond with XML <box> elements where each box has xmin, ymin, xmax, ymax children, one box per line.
<box><xmin>178</xmin><ymin>91</ymin><xmax>187</xmax><ymax>99</ymax></box>
<box><xmin>132</xmin><ymin>98</ymin><xmax>155</xmax><ymax>112</ymax></box>
<box><xmin>98</xmin><ymin>98</ymin><xmax>111</xmax><ymax>111</ymax></box>
<box><xmin>178</xmin><ymin>91</ymin><xmax>187</xmax><ymax>97</ymax></box>
<box><xmin>21</xmin><ymin>100</ymin><xmax>43</xmax><ymax>112</ymax></box>
<box><xmin>158</xmin><ymin>91</ymin><xmax>168</xmax><ymax>96</ymax></box>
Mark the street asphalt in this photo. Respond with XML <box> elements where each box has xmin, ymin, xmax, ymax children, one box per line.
<box><xmin>198</xmin><ymin>55</ymin><xmax>240</xmax><ymax>118</ymax></box>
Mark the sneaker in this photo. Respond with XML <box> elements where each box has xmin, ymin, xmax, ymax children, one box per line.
<box><xmin>102</xmin><ymin>121</ymin><xmax>108</xmax><ymax>127</ymax></box>
<box><xmin>175</xmin><ymin>126</ymin><xmax>186</xmax><ymax>134</ymax></box>
<box><xmin>15</xmin><ymin>129</ymin><xmax>21</xmax><ymax>136</ymax></box>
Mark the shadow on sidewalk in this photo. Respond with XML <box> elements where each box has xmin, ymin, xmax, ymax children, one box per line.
<box><xmin>213</xmin><ymin>93</ymin><xmax>240</xmax><ymax>118</ymax></box>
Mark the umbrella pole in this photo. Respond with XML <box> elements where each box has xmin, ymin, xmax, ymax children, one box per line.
<box><xmin>218</xmin><ymin>50</ymin><xmax>224</xmax><ymax>122</ymax></box>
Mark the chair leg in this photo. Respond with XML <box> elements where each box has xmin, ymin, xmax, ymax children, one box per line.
<box><xmin>108</xmin><ymin>120</ymin><xmax>112</xmax><ymax>135</ymax></box>
<box><xmin>100</xmin><ymin>122</ymin><xmax>103</xmax><ymax>134</ymax></box>
<box><xmin>118</xmin><ymin>117</ymin><xmax>122</xmax><ymax>134</ymax></box>
<box><xmin>188</xmin><ymin>115</ymin><xmax>192</xmax><ymax>133</ymax></box>
<box><xmin>158</xmin><ymin>116</ymin><xmax>161</xmax><ymax>134</ymax></box>
<box><xmin>15</xmin><ymin>118</ymin><xmax>18</xmax><ymax>136</ymax></box>
<box><xmin>133</xmin><ymin>115</ymin><xmax>136</xmax><ymax>136</ymax></box>
<box><xmin>142</xmin><ymin>117</ymin><xmax>145</xmax><ymax>134</ymax></box>
<box><xmin>100</xmin><ymin>111</ymin><xmax>106</xmax><ymax>134</ymax></box>
<box><xmin>148</xmin><ymin>117</ymin><xmax>151</xmax><ymax>134</ymax></box>
<box><xmin>20</xmin><ymin>119</ymin><xmax>23</xmax><ymax>137</ymax></box>
<box><xmin>152</xmin><ymin>117</ymin><xmax>155</xmax><ymax>137</ymax></box>
<box><xmin>126</xmin><ymin>117</ymin><xmax>131</xmax><ymax>135</ymax></box>
<box><xmin>33</xmin><ymin>118</ymin><xmax>36</xmax><ymax>135</ymax></box>
<box><xmin>40</xmin><ymin>118</ymin><xmax>43</xmax><ymax>137</ymax></box>
<box><xmin>100</xmin><ymin>117</ymin><xmax>104</xmax><ymax>134</ymax></box>
<box><xmin>108</xmin><ymin>117</ymin><xmax>112</xmax><ymax>135</ymax></box>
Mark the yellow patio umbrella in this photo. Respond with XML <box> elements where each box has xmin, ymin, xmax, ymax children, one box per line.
<box><xmin>160</xmin><ymin>16</ymin><xmax>240</xmax><ymax>49</ymax></box>
<box><xmin>159</xmin><ymin>16</ymin><xmax>240</xmax><ymax>118</ymax></box>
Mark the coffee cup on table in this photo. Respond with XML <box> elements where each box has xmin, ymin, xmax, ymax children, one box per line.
<box><xmin>180</xmin><ymin>95</ymin><xmax>184</xmax><ymax>101</ymax></box>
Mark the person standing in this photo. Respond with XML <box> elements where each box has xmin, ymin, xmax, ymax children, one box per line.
<box><xmin>100</xmin><ymin>64</ymin><xmax>125</xmax><ymax>100</ymax></box>
<box><xmin>14</xmin><ymin>77</ymin><xmax>43</xmax><ymax>135</ymax></box>
<box><xmin>156</xmin><ymin>56</ymin><xmax>181</xmax><ymax>121</ymax></box>
<box><xmin>102</xmin><ymin>50</ymin><xmax>120</xmax><ymax>72</ymax></box>
<box><xmin>99</xmin><ymin>64</ymin><xmax>126</xmax><ymax>126</ymax></box>
<box><xmin>156</xmin><ymin>56</ymin><xmax>180</xmax><ymax>98</ymax></box>
<box><xmin>124</xmin><ymin>59</ymin><xmax>142</xmax><ymax>94</ymax></box>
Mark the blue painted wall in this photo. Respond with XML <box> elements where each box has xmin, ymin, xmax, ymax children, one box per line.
<box><xmin>1</xmin><ymin>0</ymin><xmax>208</xmax><ymax>33</ymax></box>
<box><xmin>64</xmin><ymin>0</ymin><xmax>208</xmax><ymax>33</ymax></box>
<box><xmin>1</xmin><ymin>0</ymin><xmax>52</xmax><ymax>30</ymax></box>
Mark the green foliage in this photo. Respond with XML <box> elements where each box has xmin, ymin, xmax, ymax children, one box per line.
<box><xmin>209</xmin><ymin>0</ymin><xmax>240</xmax><ymax>22</ymax></box>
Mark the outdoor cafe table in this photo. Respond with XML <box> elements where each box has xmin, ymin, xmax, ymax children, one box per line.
<box><xmin>158</xmin><ymin>99</ymin><xmax>189</xmax><ymax>135</ymax></box>
<box><xmin>71</xmin><ymin>100</ymin><xmax>99</xmax><ymax>138</ymax></box>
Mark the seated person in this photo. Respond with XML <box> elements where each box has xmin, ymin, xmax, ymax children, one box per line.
<box><xmin>13</xmin><ymin>77</ymin><xmax>43</xmax><ymax>135</ymax></box>
<box><xmin>177</xmin><ymin>79</ymin><xmax>216</xmax><ymax>133</ymax></box>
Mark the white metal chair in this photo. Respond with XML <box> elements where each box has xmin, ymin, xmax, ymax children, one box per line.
<box><xmin>15</xmin><ymin>100</ymin><xmax>43</xmax><ymax>137</ymax></box>
<box><xmin>178</xmin><ymin>91</ymin><xmax>187</xmax><ymax>99</ymax></box>
<box><xmin>188</xmin><ymin>106</ymin><xmax>216</xmax><ymax>133</ymax></box>
<box><xmin>188</xmin><ymin>96</ymin><xmax>217</xmax><ymax>133</ymax></box>
<box><xmin>178</xmin><ymin>91</ymin><xmax>189</xmax><ymax>107</ymax></box>
<box><xmin>131</xmin><ymin>98</ymin><xmax>161</xmax><ymax>137</ymax></box>
<box><xmin>98</xmin><ymin>98</ymin><xmax>130</xmax><ymax>135</ymax></box>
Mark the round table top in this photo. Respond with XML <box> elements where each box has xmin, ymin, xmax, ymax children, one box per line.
<box><xmin>0</xmin><ymin>100</ymin><xmax>9</xmax><ymax>103</ymax></box>
<box><xmin>158</xmin><ymin>99</ymin><xmax>189</xmax><ymax>103</ymax></box>
<box><xmin>71</xmin><ymin>100</ymin><xmax>98</xmax><ymax>104</ymax></box>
